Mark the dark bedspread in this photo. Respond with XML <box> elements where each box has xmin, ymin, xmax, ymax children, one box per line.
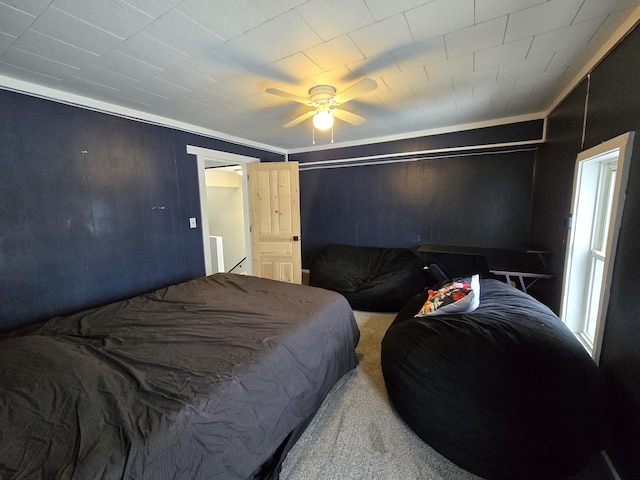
<box><xmin>0</xmin><ymin>273</ymin><xmax>360</xmax><ymax>479</ymax></box>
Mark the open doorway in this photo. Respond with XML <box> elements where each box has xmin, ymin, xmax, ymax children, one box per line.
<box><xmin>560</xmin><ymin>132</ymin><xmax>634</xmax><ymax>362</ymax></box>
<box><xmin>205</xmin><ymin>165</ymin><xmax>247</xmax><ymax>274</ymax></box>
<box><xmin>186</xmin><ymin>146</ymin><xmax>259</xmax><ymax>276</ymax></box>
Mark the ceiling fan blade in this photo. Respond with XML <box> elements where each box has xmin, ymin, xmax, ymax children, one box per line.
<box><xmin>334</xmin><ymin>78</ymin><xmax>378</xmax><ymax>104</ymax></box>
<box><xmin>265</xmin><ymin>88</ymin><xmax>311</xmax><ymax>105</ymax></box>
<box><xmin>283</xmin><ymin>110</ymin><xmax>314</xmax><ymax>128</ymax></box>
<box><xmin>332</xmin><ymin>108</ymin><xmax>366</xmax><ymax>126</ymax></box>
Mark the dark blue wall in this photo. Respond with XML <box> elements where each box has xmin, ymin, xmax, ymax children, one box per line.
<box><xmin>530</xmin><ymin>24</ymin><xmax>640</xmax><ymax>479</ymax></box>
<box><xmin>299</xmin><ymin>150</ymin><xmax>536</xmax><ymax>269</ymax></box>
<box><xmin>0</xmin><ymin>89</ymin><xmax>282</xmax><ymax>331</ymax></box>
<box><xmin>2</xmin><ymin>23</ymin><xmax>636</xmax><ymax>474</ymax></box>
<box><xmin>293</xmin><ymin>120</ymin><xmax>544</xmax><ymax>162</ymax></box>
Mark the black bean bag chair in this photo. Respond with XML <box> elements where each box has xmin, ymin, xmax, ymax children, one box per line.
<box><xmin>309</xmin><ymin>244</ymin><xmax>426</xmax><ymax>312</ymax></box>
<box><xmin>381</xmin><ymin>279</ymin><xmax>609</xmax><ymax>480</ymax></box>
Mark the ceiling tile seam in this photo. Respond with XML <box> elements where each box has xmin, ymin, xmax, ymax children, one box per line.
<box><xmin>543</xmin><ymin>52</ymin><xmax>558</xmax><ymax>74</ymax></box>
<box><xmin>138</xmin><ymin>77</ymin><xmax>193</xmax><ymax>96</ymax></box>
<box><xmin>0</xmin><ymin>31</ymin><xmax>18</xmax><ymax>55</ymax></box>
<box><xmin>0</xmin><ymin>60</ymin><xmax>62</xmax><ymax>81</ymax></box>
<box><xmin>500</xmin><ymin>13</ymin><xmax>509</xmax><ymax>49</ymax></box>
<box><xmin>552</xmin><ymin>64</ymin><xmax>571</xmax><ymax>84</ymax></box>
<box><xmin>66</xmin><ymin>75</ymin><xmax>121</xmax><ymax>92</ymax></box>
<box><xmin>0</xmin><ymin>2</ymin><xmax>36</xmax><ymax>20</ymax></box>
<box><xmin>523</xmin><ymin>34</ymin><xmax>535</xmax><ymax>62</ymax></box>
<box><xmin>48</xmin><ymin>6</ymin><xmax>127</xmax><ymax>41</ymax></box>
<box><xmin>443</xmin><ymin>15</ymin><xmax>509</xmax><ymax>65</ymax></box>
<box><xmin>0</xmin><ymin>2</ymin><xmax>37</xmax><ymax>54</ymax></box>
<box><xmin>52</xmin><ymin>4</ymin><xmax>156</xmax><ymax>44</ymax></box>
<box><xmin>8</xmin><ymin>46</ymin><xmax>81</xmax><ymax>72</ymax></box>
<box><xmin>119</xmin><ymin>0</ymin><xmax>161</xmax><ymax>21</ymax></box>
<box><xmin>112</xmin><ymin>94</ymin><xmax>153</xmax><ymax>109</ymax></box>
<box><xmin>442</xmin><ymin>33</ymin><xmax>450</xmax><ymax>61</ymax></box>
<box><xmin>107</xmin><ymin>48</ymin><xmax>170</xmax><ymax>78</ymax></box>
<box><xmin>24</xmin><ymin>29</ymin><xmax>103</xmax><ymax>59</ymax></box>
<box><xmin>118</xmin><ymin>86</ymin><xmax>164</xmax><ymax>103</ymax></box>
<box><xmin>199</xmin><ymin>52</ymin><xmax>248</xmax><ymax>84</ymax></box>
<box><xmin>298</xmin><ymin>51</ymin><xmax>325</xmax><ymax>76</ymax></box>
<box><xmin>160</xmin><ymin>9</ymin><xmax>226</xmax><ymax>45</ymax></box>
<box><xmin>403</xmin><ymin>10</ymin><xmax>420</xmax><ymax>47</ymax></box>
<box><xmin>74</xmin><ymin>63</ymin><xmax>149</xmax><ymax>92</ymax></box>
<box><xmin>345</xmin><ymin>33</ymin><xmax>375</xmax><ymax>69</ymax></box>
<box><xmin>582</xmin><ymin>14</ymin><xmax>614</xmax><ymax>50</ymax></box>
<box><xmin>423</xmin><ymin>64</ymin><xmax>431</xmax><ymax>84</ymax></box>
<box><xmin>219</xmin><ymin>31</ymin><xmax>282</xmax><ymax>73</ymax></box>
<box><xmin>294</xmin><ymin>10</ymin><xmax>339</xmax><ymax>46</ymax></box>
<box><xmin>568</xmin><ymin>0</ymin><xmax>587</xmax><ymax>26</ymax></box>
<box><xmin>168</xmin><ymin>63</ymin><xmax>221</xmax><ymax>87</ymax></box>
<box><xmin>117</xmin><ymin>31</ymin><xmax>191</xmax><ymax>66</ymax></box>
<box><xmin>403</xmin><ymin>11</ymin><xmax>418</xmax><ymax>45</ymax></box>
<box><xmin>214</xmin><ymin>16</ymin><xmax>268</xmax><ymax>43</ymax></box>
<box><xmin>544</xmin><ymin>5</ymin><xmax>640</xmax><ymax>115</ymax></box>
<box><xmin>235</xmin><ymin>0</ymin><xmax>271</xmax><ymax>38</ymax></box>
<box><xmin>361</xmin><ymin>0</ymin><xmax>376</xmax><ymax>23</ymax></box>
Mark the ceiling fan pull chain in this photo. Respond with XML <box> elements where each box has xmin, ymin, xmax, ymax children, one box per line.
<box><xmin>312</xmin><ymin>124</ymin><xmax>316</xmax><ymax>145</ymax></box>
<box><xmin>331</xmin><ymin>124</ymin><xmax>334</xmax><ymax>144</ymax></box>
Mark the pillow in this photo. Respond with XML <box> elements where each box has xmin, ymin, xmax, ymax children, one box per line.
<box><xmin>415</xmin><ymin>274</ymin><xmax>480</xmax><ymax>316</ymax></box>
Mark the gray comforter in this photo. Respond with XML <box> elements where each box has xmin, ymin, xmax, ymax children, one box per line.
<box><xmin>0</xmin><ymin>273</ymin><xmax>359</xmax><ymax>479</ymax></box>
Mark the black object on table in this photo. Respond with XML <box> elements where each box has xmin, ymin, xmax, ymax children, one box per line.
<box><xmin>417</xmin><ymin>243</ymin><xmax>553</xmax><ymax>292</ymax></box>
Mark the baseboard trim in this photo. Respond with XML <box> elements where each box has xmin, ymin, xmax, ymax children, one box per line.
<box><xmin>602</xmin><ymin>451</ymin><xmax>621</xmax><ymax>480</ymax></box>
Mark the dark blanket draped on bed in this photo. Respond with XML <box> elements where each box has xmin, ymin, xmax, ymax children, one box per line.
<box><xmin>0</xmin><ymin>273</ymin><xmax>360</xmax><ymax>480</ymax></box>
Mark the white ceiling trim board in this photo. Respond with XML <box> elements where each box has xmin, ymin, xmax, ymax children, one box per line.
<box><xmin>297</xmin><ymin>139</ymin><xmax>544</xmax><ymax>170</ymax></box>
<box><xmin>287</xmin><ymin>113</ymin><xmax>547</xmax><ymax>155</ymax></box>
<box><xmin>0</xmin><ymin>75</ymin><xmax>287</xmax><ymax>155</ymax></box>
<box><xmin>298</xmin><ymin>146</ymin><xmax>540</xmax><ymax>171</ymax></box>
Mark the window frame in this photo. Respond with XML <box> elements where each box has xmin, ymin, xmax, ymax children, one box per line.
<box><xmin>560</xmin><ymin>132</ymin><xmax>634</xmax><ymax>363</ymax></box>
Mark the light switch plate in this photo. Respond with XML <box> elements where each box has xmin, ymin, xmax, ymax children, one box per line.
<box><xmin>189</xmin><ymin>217</ymin><xmax>197</xmax><ymax>228</ymax></box>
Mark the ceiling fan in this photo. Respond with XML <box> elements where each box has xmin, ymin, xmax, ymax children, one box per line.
<box><xmin>265</xmin><ymin>78</ymin><xmax>378</xmax><ymax>133</ymax></box>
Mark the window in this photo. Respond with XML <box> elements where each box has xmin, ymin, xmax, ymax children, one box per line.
<box><xmin>560</xmin><ymin>132</ymin><xmax>634</xmax><ymax>362</ymax></box>
<box><xmin>582</xmin><ymin>161</ymin><xmax>616</xmax><ymax>346</ymax></box>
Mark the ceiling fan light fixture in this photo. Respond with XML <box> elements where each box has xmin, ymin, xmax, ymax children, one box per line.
<box><xmin>266</xmin><ymin>80</ymin><xmax>376</xmax><ymax>139</ymax></box>
<box><xmin>313</xmin><ymin>109</ymin><xmax>334</xmax><ymax>131</ymax></box>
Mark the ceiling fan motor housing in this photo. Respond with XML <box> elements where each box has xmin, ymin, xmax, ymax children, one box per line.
<box><xmin>309</xmin><ymin>85</ymin><xmax>337</xmax><ymax>105</ymax></box>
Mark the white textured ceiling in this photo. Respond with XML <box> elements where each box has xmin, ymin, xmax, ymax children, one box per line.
<box><xmin>1</xmin><ymin>0</ymin><xmax>639</xmax><ymax>152</ymax></box>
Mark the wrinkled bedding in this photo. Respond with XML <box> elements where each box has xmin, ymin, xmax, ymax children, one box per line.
<box><xmin>0</xmin><ymin>273</ymin><xmax>359</xmax><ymax>480</ymax></box>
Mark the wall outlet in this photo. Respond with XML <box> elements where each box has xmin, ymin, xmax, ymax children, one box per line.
<box><xmin>189</xmin><ymin>217</ymin><xmax>197</xmax><ymax>228</ymax></box>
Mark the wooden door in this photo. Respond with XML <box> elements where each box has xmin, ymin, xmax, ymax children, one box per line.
<box><xmin>248</xmin><ymin>161</ymin><xmax>302</xmax><ymax>284</ymax></box>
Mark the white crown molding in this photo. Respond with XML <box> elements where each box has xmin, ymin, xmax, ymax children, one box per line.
<box><xmin>0</xmin><ymin>75</ymin><xmax>287</xmax><ymax>156</ymax></box>
<box><xmin>0</xmin><ymin>73</ymin><xmax>547</xmax><ymax>156</ymax></box>
<box><xmin>4</xmin><ymin>2</ymin><xmax>637</xmax><ymax>159</ymax></box>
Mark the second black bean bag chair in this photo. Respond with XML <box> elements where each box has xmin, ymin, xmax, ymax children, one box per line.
<box><xmin>309</xmin><ymin>244</ymin><xmax>426</xmax><ymax>312</ymax></box>
<box><xmin>381</xmin><ymin>279</ymin><xmax>610</xmax><ymax>480</ymax></box>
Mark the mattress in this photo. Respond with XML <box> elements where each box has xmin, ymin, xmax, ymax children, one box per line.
<box><xmin>0</xmin><ymin>273</ymin><xmax>360</xmax><ymax>479</ymax></box>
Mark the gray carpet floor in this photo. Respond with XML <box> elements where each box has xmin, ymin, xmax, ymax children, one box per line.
<box><xmin>279</xmin><ymin>310</ymin><xmax>613</xmax><ymax>480</ymax></box>
<box><xmin>280</xmin><ymin>311</ymin><xmax>483</xmax><ymax>480</ymax></box>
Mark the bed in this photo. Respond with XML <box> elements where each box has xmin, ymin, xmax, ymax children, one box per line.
<box><xmin>0</xmin><ymin>273</ymin><xmax>360</xmax><ymax>479</ymax></box>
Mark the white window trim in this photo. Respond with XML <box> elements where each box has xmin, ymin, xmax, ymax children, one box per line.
<box><xmin>560</xmin><ymin>132</ymin><xmax>634</xmax><ymax>363</ymax></box>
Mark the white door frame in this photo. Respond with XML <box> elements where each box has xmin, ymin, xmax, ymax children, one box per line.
<box><xmin>186</xmin><ymin>145</ymin><xmax>259</xmax><ymax>276</ymax></box>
